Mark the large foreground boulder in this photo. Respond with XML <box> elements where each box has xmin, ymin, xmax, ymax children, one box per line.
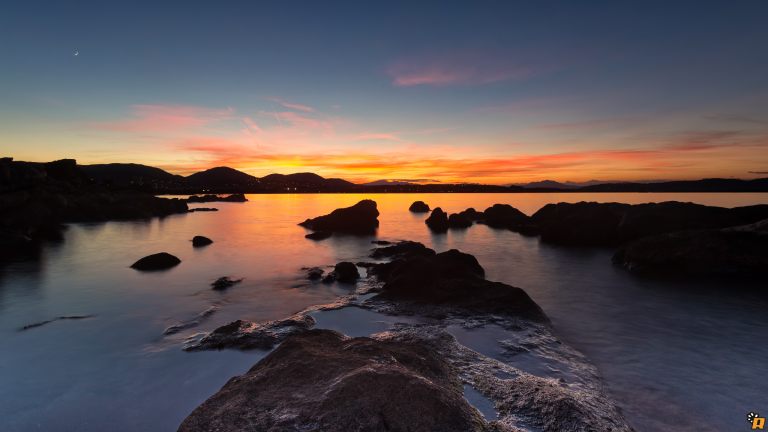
<box><xmin>370</xmin><ymin>243</ymin><xmax>547</xmax><ymax>321</ymax></box>
<box><xmin>482</xmin><ymin>204</ymin><xmax>530</xmax><ymax>231</ymax></box>
<box><xmin>299</xmin><ymin>200</ymin><xmax>379</xmax><ymax>234</ymax></box>
<box><xmin>130</xmin><ymin>252</ymin><xmax>181</xmax><ymax>271</ymax></box>
<box><xmin>178</xmin><ymin>329</ymin><xmax>488</xmax><ymax>432</ymax></box>
<box><xmin>613</xmin><ymin>218</ymin><xmax>768</xmax><ymax>277</ymax></box>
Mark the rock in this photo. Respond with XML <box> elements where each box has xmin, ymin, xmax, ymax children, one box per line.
<box><xmin>188</xmin><ymin>207</ymin><xmax>218</xmax><ymax>212</ymax></box>
<box><xmin>305</xmin><ymin>267</ymin><xmax>325</xmax><ymax>280</ymax></box>
<box><xmin>185</xmin><ymin>314</ymin><xmax>315</xmax><ymax>351</ymax></box>
<box><xmin>130</xmin><ymin>252</ymin><xmax>181</xmax><ymax>271</ymax></box>
<box><xmin>425</xmin><ymin>207</ymin><xmax>449</xmax><ymax>232</ymax></box>
<box><xmin>305</xmin><ymin>231</ymin><xmax>332</xmax><ymax>241</ymax></box>
<box><xmin>299</xmin><ymin>200</ymin><xmax>379</xmax><ymax>234</ymax></box>
<box><xmin>192</xmin><ymin>235</ymin><xmax>213</xmax><ymax>247</ymax></box>
<box><xmin>448</xmin><ymin>212</ymin><xmax>472</xmax><ymax>229</ymax></box>
<box><xmin>371</xmin><ymin>244</ymin><xmax>547</xmax><ymax>321</ymax></box>
<box><xmin>458</xmin><ymin>207</ymin><xmax>482</xmax><ymax>221</ymax></box>
<box><xmin>530</xmin><ymin>201</ymin><xmax>768</xmax><ymax>246</ymax></box>
<box><xmin>178</xmin><ymin>329</ymin><xmax>488</xmax><ymax>432</ymax></box>
<box><xmin>482</xmin><ymin>204</ymin><xmax>530</xmax><ymax>231</ymax></box>
<box><xmin>370</xmin><ymin>240</ymin><xmax>435</xmax><ymax>259</ymax></box>
<box><xmin>409</xmin><ymin>200</ymin><xmax>430</xmax><ymax>212</ymax></box>
<box><xmin>613</xmin><ymin>218</ymin><xmax>768</xmax><ymax>277</ymax></box>
<box><xmin>321</xmin><ymin>262</ymin><xmax>360</xmax><ymax>283</ymax></box>
<box><xmin>211</xmin><ymin>277</ymin><xmax>243</xmax><ymax>291</ymax></box>
<box><xmin>187</xmin><ymin>194</ymin><xmax>248</xmax><ymax>203</ymax></box>
<box><xmin>371</xmin><ymin>240</ymin><xmax>392</xmax><ymax>245</ymax></box>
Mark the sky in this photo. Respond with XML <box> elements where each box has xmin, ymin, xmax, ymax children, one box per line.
<box><xmin>1</xmin><ymin>0</ymin><xmax>767</xmax><ymax>184</ymax></box>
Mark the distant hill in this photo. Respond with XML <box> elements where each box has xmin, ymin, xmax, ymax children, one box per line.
<box><xmin>186</xmin><ymin>166</ymin><xmax>260</xmax><ymax>189</ymax></box>
<box><xmin>363</xmin><ymin>179</ymin><xmax>428</xmax><ymax>186</ymax></box>
<box><xmin>579</xmin><ymin>178</ymin><xmax>768</xmax><ymax>192</ymax></box>
<box><xmin>80</xmin><ymin>163</ymin><xmax>183</xmax><ymax>189</ymax></box>
<box><xmin>260</xmin><ymin>172</ymin><xmax>355</xmax><ymax>191</ymax></box>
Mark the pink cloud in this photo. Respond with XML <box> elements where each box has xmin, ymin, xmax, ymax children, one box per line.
<box><xmin>388</xmin><ymin>54</ymin><xmax>535</xmax><ymax>87</ymax></box>
<box><xmin>267</xmin><ymin>97</ymin><xmax>315</xmax><ymax>112</ymax></box>
<box><xmin>92</xmin><ymin>104</ymin><xmax>234</xmax><ymax>132</ymax></box>
<box><xmin>354</xmin><ymin>133</ymin><xmax>402</xmax><ymax>142</ymax></box>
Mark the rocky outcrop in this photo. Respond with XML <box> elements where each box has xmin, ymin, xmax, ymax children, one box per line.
<box><xmin>613</xmin><ymin>218</ymin><xmax>768</xmax><ymax>277</ymax></box>
<box><xmin>304</xmin><ymin>231</ymin><xmax>332</xmax><ymax>241</ymax></box>
<box><xmin>369</xmin><ymin>240</ymin><xmax>435</xmax><ymax>259</ymax></box>
<box><xmin>211</xmin><ymin>277</ymin><xmax>243</xmax><ymax>291</ymax></box>
<box><xmin>299</xmin><ymin>200</ymin><xmax>379</xmax><ymax>234</ymax></box>
<box><xmin>186</xmin><ymin>193</ymin><xmax>247</xmax><ymax>203</ymax></box>
<box><xmin>530</xmin><ymin>201</ymin><xmax>768</xmax><ymax>246</ymax></box>
<box><xmin>188</xmin><ymin>207</ymin><xmax>218</xmax><ymax>212</ymax></box>
<box><xmin>408</xmin><ymin>200</ymin><xmax>430</xmax><ymax>212</ymax></box>
<box><xmin>178</xmin><ymin>329</ymin><xmax>488</xmax><ymax>432</ymax></box>
<box><xmin>370</xmin><ymin>243</ymin><xmax>547</xmax><ymax>321</ymax></box>
<box><xmin>192</xmin><ymin>235</ymin><xmax>213</xmax><ymax>247</ymax></box>
<box><xmin>425</xmin><ymin>207</ymin><xmax>449</xmax><ymax>232</ymax></box>
<box><xmin>130</xmin><ymin>252</ymin><xmax>181</xmax><ymax>271</ymax></box>
<box><xmin>482</xmin><ymin>204</ymin><xmax>531</xmax><ymax>232</ymax></box>
<box><xmin>448</xmin><ymin>212</ymin><xmax>472</xmax><ymax>229</ymax></box>
<box><xmin>185</xmin><ymin>314</ymin><xmax>315</xmax><ymax>351</ymax></box>
<box><xmin>0</xmin><ymin>158</ymin><xmax>188</xmax><ymax>262</ymax></box>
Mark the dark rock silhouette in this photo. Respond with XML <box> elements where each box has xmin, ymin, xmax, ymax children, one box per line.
<box><xmin>305</xmin><ymin>267</ymin><xmax>325</xmax><ymax>280</ymax></box>
<box><xmin>321</xmin><ymin>262</ymin><xmax>360</xmax><ymax>283</ymax></box>
<box><xmin>369</xmin><ymin>240</ymin><xmax>435</xmax><ymax>260</ymax></box>
<box><xmin>408</xmin><ymin>200</ymin><xmax>430</xmax><ymax>212</ymax></box>
<box><xmin>299</xmin><ymin>200</ymin><xmax>379</xmax><ymax>234</ymax></box>
<box><xmin>305</xmin><ymin>231</ymin><xmax>332</xmax><ymax>241</ymax></box>
<box><xmin>425</xmin><ymin>207</ymin><xmax>449</xmax><ymax>232</ymax></box>
<box><xmin>185</xmin><ymin>314</ymin><xmax>315</xmax><ymax>351</ymax></box>
<box><xmin>482</xmin><ymin>204</ymin><xmax>530</xmax><ymax>231</ymax></box>
<box><xmin>448</xmin><ymin>212</ymin><xmax>472</xmax><ymax>229</ymax></box>
<box><xmin>130</xmin><ymin>252</ymin><xmax>181</xmax><ymax>271</ymax></box>
<box><xmin>211</xmin><ymin>277</ymin><xmax>243</xmax><ymax>291</ymax></box>
<box><xmin>370</xmin><ymin>243</ymin><xmax>547</xmax><ymax>321</ymax></box>
<box><xmin>192</xmin><ymin>236</ymin><xmax>213</xmax><ymax>247</ymax></box>
<box><xmin>187</xmin><ymin>193</ymin><xmax>247</xmax><ymax>203</ymax></box>
<box><xmin>164</xmin><ymin>307</ymin><xmax>218</xmax><ymax>335</ymax></box>
<box><xmin>531</xmin><ymin>201</ymin><xmax>768</xmax><ymax>246</ymax></box>
<box><xmin>19</xmin><ymin>315</ymin><xmax>95</xmax><ymax>331</ymax></box>
<box><xmin>178</xmin><ymin>329</ymin><xmax>487</xmax><ymax>432</ymax></box>
<box><xmin>188</xmin><ymin>207</ymin><xmax>218</xmax><ymax>212</ymax></box>
<box><xmin>458</xmin><ymin>207</ymin><xmax>482</xmax><ymax>221</ymax></box>
<box><xmin>613</xmin><ymin>218</ymin><xmax>768</xmax><ymax>277</ymax></box>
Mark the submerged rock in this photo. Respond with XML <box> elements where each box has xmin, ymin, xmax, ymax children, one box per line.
<box><xmin>130</xmin><ymin>252</ymin><xmax>181</xmax><ymax>271</ymax></box>
<box><xmin>409</xmin><ymin>200</ymin><xmax>430</xmax><ymax>213</ymax></box>
<box><xmin>305</xmin><ymin>266</ymin><xmax>325</xmax><ymax>280</ymax></box>
<box><xmin>185</xmin><ymin>314</ymin><xmax>315</xmax><ymax>351</ymax></box>
<box><xmin>299</xmin><ymin>199</ymin><xmax>379</xmax><ymax>234</ymax></box>
<box><xmin>192</xmin><ymin>235</ymin><xmax>213</xmax><ymax>247</ymax></box>
<box><xmin>321</xmin><ymin>262</ymin><xmax>360</xmax><ymax>283</ymax></box>
<box><xmin>305</xmin><ymin>231</ymin><xmax>332</xmax><ymax>241</ymax></box>
<box><xmin>211</xmin><ymin>277</ymin><xmax>243</xmax><ymax>291</ymax></box>
<box><xmin>178</xmin><ymin>329</ymin><xmax>488</xmax><ymax>432</ymax></box>
<box><xmin>188</xmin><ymin>207</ymin><xmax>218</xmax><ymax>212</ymax></box>
<box><xmin>613</xmin><ymin>218</ymin><xmax>768</xmax><ymax>277</ymax></box>
<box><xmin>425</xmin><ymin>207</ymin><xmax>449</xmax><ymax>232</ymax></box>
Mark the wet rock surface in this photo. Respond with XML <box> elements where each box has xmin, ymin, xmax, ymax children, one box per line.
<box><xmin>613</xmin><ymin>218</ymin><xmax>768</xmax><ymax>277</ymax></box>
<box><xmin>179</xmin><ymin>329</ymin><xmax>489</xmax><ymax>432</ymax></box>
<box><xmin>305</xmin><ymin>266</ymin><xmax>325</xmax><ymax>280</ymax></box>
<box><xmin>299</xmin><ymin>199</ymin><xmax>379</xmax><ymax>234</ymax></box>
<box><xmin>185</xmin><ymin>314</ymin><xmax>316</xmax><ymax>351</ymax></box>
<box><xmin>425</xmin><ymin>207</ymin><xmax>449</xmax><ymax>232</ymax></box>
<box><xmin>408</xmin><ymin>200</ymin><xmax>430</xmax><ymax>212</ymax></box>
<box><xmin>321</xmin><ymin>262</ymin><xmax>360</xmax><ymax>283</ymax></box>
<box><xmin>191</xmin><ymin>235</ymin><xmax>213</xmax><ymax>247</ymax></box>
<box><xmin>130</xmin><ymin>252</ymin><xmax>181</xmax><ymax>271</ymax></box>
<box><xmin>211</xmin><ymin>277</ymin><xmax>243</xmax><ymax>291</ymax></box>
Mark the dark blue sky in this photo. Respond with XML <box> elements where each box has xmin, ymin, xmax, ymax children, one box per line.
<box><xmin>2</xmin><ymin>1</ymin><xmax>767</xmax><ymax>182</ymax></box>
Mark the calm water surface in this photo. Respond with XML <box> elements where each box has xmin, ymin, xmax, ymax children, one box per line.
<box><xmin>1</xmin><ymin>193</ymin><xmax>767</xmax><ymax>431</ymax></box>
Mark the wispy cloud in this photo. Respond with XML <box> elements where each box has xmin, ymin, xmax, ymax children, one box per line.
<box><xmin>266</xmin><ymin>97</ymin><xmax>315</xmax><ymax>112</ymax></box>
<box><xmin>92</xmin><ymin>104</ymin><xmax>234</xmax><ymax>132</ymax></box>
<box><xmin>354</xmin><ymin>133</ymin><xmax>402</xmax><ymax>142</ymax></box>
<box><xmin>387</xmin><ymin>53</ymin><xmax>535</xmax><ymax>87</ymax></box>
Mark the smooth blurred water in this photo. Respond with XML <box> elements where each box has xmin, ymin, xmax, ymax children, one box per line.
<box><xmin>1</xmin><ymin>193</ymin><xmax>766</xmax><ymax>431</ymax></box>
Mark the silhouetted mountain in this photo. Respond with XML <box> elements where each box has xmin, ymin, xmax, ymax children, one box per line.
<box><xmin>362</xmin><ymin>179</ymin><xmax>433</xmax><ymax>186</ymax></box>
<box><xmin>186</xmin><ymin>167</ymin><xmax>260</xmax><ymax>189</ymax></box>
<box><xmin>81</xmin><ymin>163</ymin><xmax>183</xmax><ymax>189</ymax></box>
<box><xmin>518</xmin><ymin>180</ymin><xmax>577</xmax><ymax>189</ymax></box>
<box><xmin>260</xmin><ymin>173</ymin><xmax>355</xmax><ymax>191</ymax></box>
